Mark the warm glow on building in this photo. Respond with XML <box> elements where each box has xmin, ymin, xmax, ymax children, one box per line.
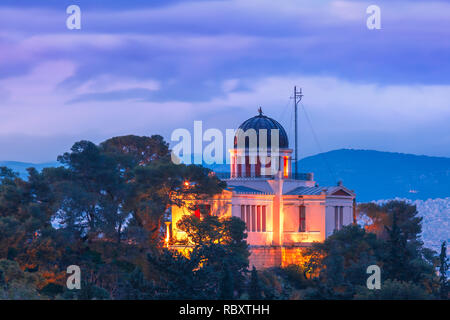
<box><xmin>283</xmin><ymin>156</ymin><xmax>289</xmax><ymax>178</ymax></box>
<box><xmin>164</xmin><ymin>221</ymin><xmax>171</xmax><ymax>247</ymax></box>
<box><xmin>169</xmin><ymin>109</ymin><xmax>355</xmax><ymax>269</ymax></box>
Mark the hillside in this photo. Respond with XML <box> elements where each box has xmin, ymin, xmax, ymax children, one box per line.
<box><xmin>297</xmin><ymin>149</ymin><xmax>450</xmax><ymax>202</ymax></box>
<box><xmin>0</xmin><ymin>161</ymin><xmax>60</xmax><ymax>178</ymax></box>
<box><xmin>206</xmin><ymin>149</ymin><xmax>450</xmax><ymax>202</ymax></box>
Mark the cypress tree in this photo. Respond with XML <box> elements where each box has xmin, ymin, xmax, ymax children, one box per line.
<box><xmin>439</xmin><ymin>241</ymin><xmax>449</xmax><ymax>300</ymax></box>
<box><xmin>249</xmin><ymin>266</ymin><xmax>262</xmax><ymax>299</ymax></box>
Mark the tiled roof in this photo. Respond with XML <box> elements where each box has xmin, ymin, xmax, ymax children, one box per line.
<box><xmin>284</xmin><ymin>186</ymin><xmax>327</xmax><ymax>195</ymax></box>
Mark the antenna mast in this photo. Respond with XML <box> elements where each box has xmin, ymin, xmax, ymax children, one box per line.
<box><xmin>292</xmin><ymin>86</ymin><xmax>303</xmax><ymax>178</ymax></box>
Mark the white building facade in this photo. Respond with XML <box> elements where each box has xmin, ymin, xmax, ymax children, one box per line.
<box><xmin>171</xmin><ymin>110</ymin><xmax>355</xmax><ymax>268</ymax></box>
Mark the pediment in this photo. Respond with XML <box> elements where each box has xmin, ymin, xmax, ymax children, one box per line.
<box><xmin>328</xmin><ymin>186</ymin><xmax>355</xmax><ymax>197</ymax></box>
<box><xmin>330</xmin><ymin>188</ymin><xmax>353</xmax><ymax>197</ymax></box>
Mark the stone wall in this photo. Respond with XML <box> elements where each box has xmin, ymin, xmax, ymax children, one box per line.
<box><xmin>249</xmin><ymin>246</ymin><xmax>309</xmax><ymax>269</ymax></box>
<box><xmin>171</xmin><ymin>245</ymin><xmax>310</xmax><ymax>270</ymax></box>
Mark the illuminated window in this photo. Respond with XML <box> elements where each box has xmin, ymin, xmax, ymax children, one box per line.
<box><xmin>194</xmin><ymin>204</ymin><xmax>211</xmax><ymax>218</ymax></box>
<box><xmin>251</xmin><ymin>205</ymin><xmax>256</xmax><ymax>231</ymax></box>
<box><xmin>257</xmin><ymin>206</ymin><xmax>261</xmax><ymax>232</ymax></box>
<box><xmin>262</xmin><ymin>206</ymin><xmax>266</xmax><ymax>232</ymax></box>
<box><xmin>283</xmin><ymin>156</ymin><xmax>289</xmax><ymax>178</ymax></box>
<box><xmin>299</xmin><ymin>206</ymin><xmax>306</xmax><ymax>232</ymax></box>
<box><xmin>194</xmin><ymin>207</ymin><xmax>200</xmax><ymax>218</ymax></box>
<box><xmin>246</xmin><ymin>205</ymin><xmax>250</xmax><ymax>230</ymax></box>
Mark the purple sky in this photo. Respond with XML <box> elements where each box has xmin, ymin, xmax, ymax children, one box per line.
<box><xmin>0</xmin><ymin>0</ymin><xmax>449</xmax><ymax>162</ymax></box>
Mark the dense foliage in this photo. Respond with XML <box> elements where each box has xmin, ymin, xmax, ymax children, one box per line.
<box><xmin>0</xmin><ymin>135</ymin><xmax>447</xmax><ymax>300</ymax></box>
<box><xmin>0</xmin><ymin>135</ymin><xmax>228</xmax><ymax>299</ymax></box>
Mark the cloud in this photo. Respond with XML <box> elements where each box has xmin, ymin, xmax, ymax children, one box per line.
<box><xmin>1</xmin><ymin>1</ymin><xmax>450</xmax><ymax>86</ymax></box>
<box><xmin>0</xmin><ymin>0</ymin><xmax>449</xmax><ymax>161</ymax></box>
<box><xmin>0</xmin><ymin>60</ymin><xmax>448</xmax><ymax>161</ymax></box>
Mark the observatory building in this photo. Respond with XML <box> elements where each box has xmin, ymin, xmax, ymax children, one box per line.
<box><xmin>170</xmin><ymin>104</ymin><xmax>355</xmax><ymax>268</ymax></box>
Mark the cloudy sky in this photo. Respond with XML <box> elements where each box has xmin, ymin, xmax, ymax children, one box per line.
<box><xmin>0</xmin><ymin>0</ymin><xmax>449</xmax><ymax>162</ymax></box>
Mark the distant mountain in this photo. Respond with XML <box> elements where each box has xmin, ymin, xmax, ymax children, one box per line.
<box><xmin>205</xmin><ymin>149</ymin><xmax>450</xmax><ymax>202</ymax></box>
<box><xmin>2</xmin><ymin>149</ymin><xmax>449</xmax><ymax>202</ymax></box>
<box><xmin>0</xmin><ymin>161</ymin><xmax>60</xmax><ymax>178</ymax></box>
<box><xmin>298</xmin><ymin>149</ymin><xmax>450</xmax><ymax>202</ymax></box>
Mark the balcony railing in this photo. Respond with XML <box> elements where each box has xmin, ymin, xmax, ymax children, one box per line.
<box><xmin>291</xmin><ymin>173</ymin><xmax>314</xmax><ymax>181</ymax></box>
<box><xmin>212</xmin><ymin>172</ymin><xmax>314</xmax><ymax>181</ymax></box>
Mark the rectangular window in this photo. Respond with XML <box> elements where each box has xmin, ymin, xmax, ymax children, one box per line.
<box><xmin>264</xmin><ymin>159</ymin><xmax>271</xmax><ymax>174</ymax></box>
<box><xmin>257</xmin><ymin>206</ymin><xmax>261</xmax><ymax>232</ymax></box>
<box><xmin>283</xmin><ymin>156</ymin><xmax>289</xmax><ymax>178</ymax></box>
<box><xmin>334</xmin><ymin>206</ymin><xmax>339</xmax><ymax>231</ymax></box>
<box><xmin>255</xmin><ymin>157</ymin><xmax>261</xmax><ymax>177</ymax></box>
<box><xmin>251</xmin><ymin>205</ymin><xmax>256</xmax><ymax>232</ymax></box>
<box><xmin>339</xmin><ymin>206</ymin><xmax>344</xmax><ymax>229</ymax></box>
<box><xmin>241</xmin><ymin>205</ymin><xmax>245</xmax><ymax>222</ymax></box>
<box><xmin>246</xmin><ymin>205</ymin><xmax>250</xmax><ymax>231</ymax></box>
<box><xmin>262</xmin><ymin>206</ymin><xmax>266</xmax><ymax>232</ymax></box>
<box><xmin>299</xmin><ymin>206</ymin><xmax>306</xmax><ymax>232</ymax></box>
<box><xmin>245</xmin><ymin>156</ymin><xmax>251</xmax><ymax>177</ymax></box>
<box><xmin>194</xmin><ymin>207</ymin><xmax>201</xmax><ymax>219</ymax></box>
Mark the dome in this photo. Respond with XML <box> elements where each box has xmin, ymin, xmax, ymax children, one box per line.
<box><xmin>234</xmin><ymin>108</ymin><xmax>289</xmax><ymax>149</ymax></box>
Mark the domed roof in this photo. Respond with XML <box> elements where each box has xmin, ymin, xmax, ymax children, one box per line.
<box><xmin>234</xmin><ymin>108</ymin><xmax>289</xmax><ymax>149</ymax></box>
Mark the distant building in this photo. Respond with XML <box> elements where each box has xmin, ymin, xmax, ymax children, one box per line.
<box><xmin>171</xmin><ymin>109</ymin><xmax>355</xmax><ymax>269</ymax></box>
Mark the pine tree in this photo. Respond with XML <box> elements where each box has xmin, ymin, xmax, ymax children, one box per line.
<box><xmin>249</xmin><ymin>266</ymin><xmax>262</xmax><ymax>299</ymax></box>
<box><xmin>324</xmin><ymin>244</ymin><xmax>345</xmax><ymax>288</ymax></box>
<box><xmin>219</xmin><ymin>264</ymin><xmax>234</xmax><ymax>299</ymax></box>
<box><xmin>384</xmin><ymin>211</ymin><xmax>408</xmax><ymax>281</ymax></box>
<box><xmin>439</xmin><ymin>241</ymin><xmax>449</xmax><ymax>300</ymax></box>
<box><xmin>0</xmin><ymin>269</ymin><xmax>5</xmax><ymax>289</ymax></box>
